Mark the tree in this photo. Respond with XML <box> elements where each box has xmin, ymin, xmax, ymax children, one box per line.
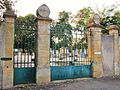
<box><xmin>105</xmin><ymin>12</ymin><xmax>120</xmax><ymax>35</ymax></box>
<box><xmin>72</xmin><ymin>7</ymin><xmax>94</xmax><ymax>28</ymax></box>
<box><xmin>15</xmin><ymin>14</ymin><xmax>36</xmax><ymax>53</ymax></box>
<box><xmin>96</xmin><ymin>3</ymin><xmax>120</xmax><ymax>18</ymax></box>
<box><xmin>95</xmin><ymin>3</ymin><xmax>120</xmax><ymax>34</ymax></box>
<box><xmin>70</xmin><ymin>7</ymin><xmax>94</xmax><ymax>52</ymax></box>
<box><xmin>50</xmin><ymin>11</ymin><xmax>73</xmax><ymax>51</ymax></box>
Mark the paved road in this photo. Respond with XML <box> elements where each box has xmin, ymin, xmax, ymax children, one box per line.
<box><xmin>13</xmin><ymin>77</ymin><xmax>120</xmax><ymax>90</ymax></box>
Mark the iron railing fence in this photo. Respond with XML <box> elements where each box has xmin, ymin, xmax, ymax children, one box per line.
<box><xmin>50</xmin><ymin>29</ymin><xmax>91</xmax><ymax>66</ymax></box>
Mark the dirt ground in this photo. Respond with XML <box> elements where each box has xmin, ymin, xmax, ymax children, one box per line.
<box><xmin>13</xmin><ymin>77</ymin><xmax>120</xmax><ymax>90</ymax></box>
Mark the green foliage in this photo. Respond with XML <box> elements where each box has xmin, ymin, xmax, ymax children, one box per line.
<box><xmin>50</xmin><ymin>11</ymin><xmax>72</xmax><ymax>50</ymax></box>
<box><xmin>50</xmin><ymin>11</ymin><xmax>88</xmax><ymax>53</ymax></box>
<box><xmin>95</xmin><ymin>3</ymin><xmax>120</xmax><ymax>34</ymax></box>
<box><xmin>100</xmin><ymin>12</ymin><xmax>120</xmax><ymax>34</ymax></box>
<box><xmin>72</xmin><ymin>7</ymin><xmax>94</xmax><ymax>28</ymax></box>
<box><xmin>96</xmin><ymin>3</ymin><xmax>120</xmax><ymax>18</ymax></box>
<box><xmin>58</xmin><ymin>11</ymin><xmax>70</xmax><ymax>23</ymax></box>
<box><xmin>70</xmin><ymin>7</ymin><xmax>93</xmax><ymax>51</ymax></box>
<box><xmin>73</xmin><ymin>33</ymin><xmax>87</xmax><ymax>52</ymax></box>
<box><xmin>16</xmin><ymin>14</ymin><xmax>36</xmax><ymax>29</ymax></box>
<box><xmin>15</xmin><ymin>14</ymin><xmax>36</xmax><ymax>53</ymax></box>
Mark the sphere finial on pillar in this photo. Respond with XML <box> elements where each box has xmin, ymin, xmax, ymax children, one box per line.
<box><xmin>87</xmin><ymin>14</ymin><xmax>101</xmax><ymax>28</ymax></box>
<box><xmin>36</xmin><ymin>4</ymin><xmax>50</xmax><ymax>18</ymax></box>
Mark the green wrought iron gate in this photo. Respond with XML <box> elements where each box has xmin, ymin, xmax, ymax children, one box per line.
<box><xmin>50</xmin><ymin>28</ymin><xmax>92</xmax><ymax>80</ymax></box>
<box><xmin>14</xmin><ymin>23</ymin><xmax>36</xmax><ymax>85</ymax></box>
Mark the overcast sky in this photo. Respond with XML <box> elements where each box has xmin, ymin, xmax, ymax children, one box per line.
<box><xmin>14</xmin><ymin>0</ymin><xmax>120</xmax><ymax>19</ymax></box>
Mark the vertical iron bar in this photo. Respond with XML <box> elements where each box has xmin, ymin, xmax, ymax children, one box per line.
<box><xmin>16</xmin><ymin>36</ymin><xmax>19</xmax><ymax>68</ymax></box>
<box><xmin>20</xmin><ymin>33</ymin><xmax>22</xmax><ymax>68</ymax></box>
<box><xmin>26</xmin><ymin>33</ymin><xmax>28</xmax><ymax>67</ymax></box>
<box><xmin>24</xmin><ymin>34</ymin><xmax>26</xmax><ymax>65</ymax></box>
<box><xmin>33</xmin><ymin>30</ymin><xmax>35</xmax><ymax>67</ymax></box>
<box><xmin>30</xmin><ymin>31</ymin><xmax>32</xmax><ymax>67</ymax></box>
<box><xmin>54</xmin><ymin>31</ymin><xmax>56</xmax><ymax>66</ymax></box>
<box><xmin>58</xmin><ymin>30</ymin><xmax>60</xmax><ymax>66</ymax></box>
<box><xmin>51</xmin><ymin>31</ymin><xmax>53</xmax><ymax>66</ymax></box>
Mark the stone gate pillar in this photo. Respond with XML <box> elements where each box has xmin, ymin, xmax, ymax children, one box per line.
<box><xmin>87</xmin><ymin>14</ymin><xmax>103</xmax><ymax>78</ymax></box>
<box><xmin>0</xmin><ymin>11</ymin><xmax>16</xmax><ymax>89</ymax></box>
<box><xmin>108</xmin><ymin>25</ymin><xmax>119</xmax><ymax>76</ymax></box>
<box><xmin>36</xmin><ymin>4</ymin><xmax>52</xmax><ymax>84</ymax></box>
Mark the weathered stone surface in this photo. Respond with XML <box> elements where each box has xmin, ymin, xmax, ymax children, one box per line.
<box><xmin>38</xmin><ymin>35</ymin><xmax>50</xmax><ymax>49</ymax></box>
<box><xmin>37</xmin><ymin>20</ymin><xmax>51</xmax><ymax>35</ymax></box>
<box><xmin>119</xmin><ymin>37</ymin><xmax>120</xmax><ymax>75</ymax></box>
<box><xmin>102</xmin><ymin>35</ymin><xmax>114</xmax><ymax>76</ymax></box>
<box><xmin>0</xmin><ymin>28</ymin><xmax>5</xmax><ymax>57</ymax></box>
<box><xmin>2</xmin><ymin>68</ymin><xmax>13</xmax><ymax>88</ymax></box>
<box><xmin>37</xmin><ymin>57</ymin><xmax>50</xmax><ymax>66</ymax></box>
<box><xmin>108</xmin><ymin>25</ymin><xmax>119</xmax><ymax>76</ymax></box>
<box><xmin>36</xmin><ymin>66</ymin><xmax>50</xmax><ymax>84</ymax></box>
<box><xmin>0</xmin><ymin>12</ymin><xmax>15</xmax><ymax>89</ymax></box>
<box><xmin>38</xmin><ymin>50</ymin><xmax>49</xmax><ymax>57</ymax></box>
<box><xmin>92</xmin><ymin>63</ymin><xmax>103</xmax><ymax>78</ymax></box>
<box><xmin>36</xmin><ymin>15</ymin><xmax>52</xmax><ymax>84</ymax></box>
<box><xmin>87</xmin><ymin>15</ymin><xmax>103</xmax><ymax>78</ymax></box>
<box><xmin>36</xmin><ymin>4</ymin><xmax>50</xmax><ymax>18</ymax></box>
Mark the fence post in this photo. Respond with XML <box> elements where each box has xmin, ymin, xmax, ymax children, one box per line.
<box><xmin>36</xmin><ymin>4</ymin><xmax>52</xmax><ymax>84</ymax></box>
<box><xmin>0</xmin><ymin>11</ymin><xmax>16</xmax><ymax>89</ymax></box>
<box><xmin>108</xmin><ymin>25</ymin><xmax>119</xmax><ymax>76</ymax></box>
<box><xmin>87</xmin><ymin>14</ymin><xmax>103</xmax><ymax>78</ymax></box>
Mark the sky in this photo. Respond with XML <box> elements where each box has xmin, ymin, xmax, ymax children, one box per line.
<box><xmin>14</xmin><ymin>0</ymin><xmax>120</xmax><ymax>20</ymax></box>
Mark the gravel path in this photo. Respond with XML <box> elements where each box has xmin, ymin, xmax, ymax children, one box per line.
<box><xmin>13</xmin><ymin>77</ymin><xmax>120</xmax><ymax>90</ymax></box>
